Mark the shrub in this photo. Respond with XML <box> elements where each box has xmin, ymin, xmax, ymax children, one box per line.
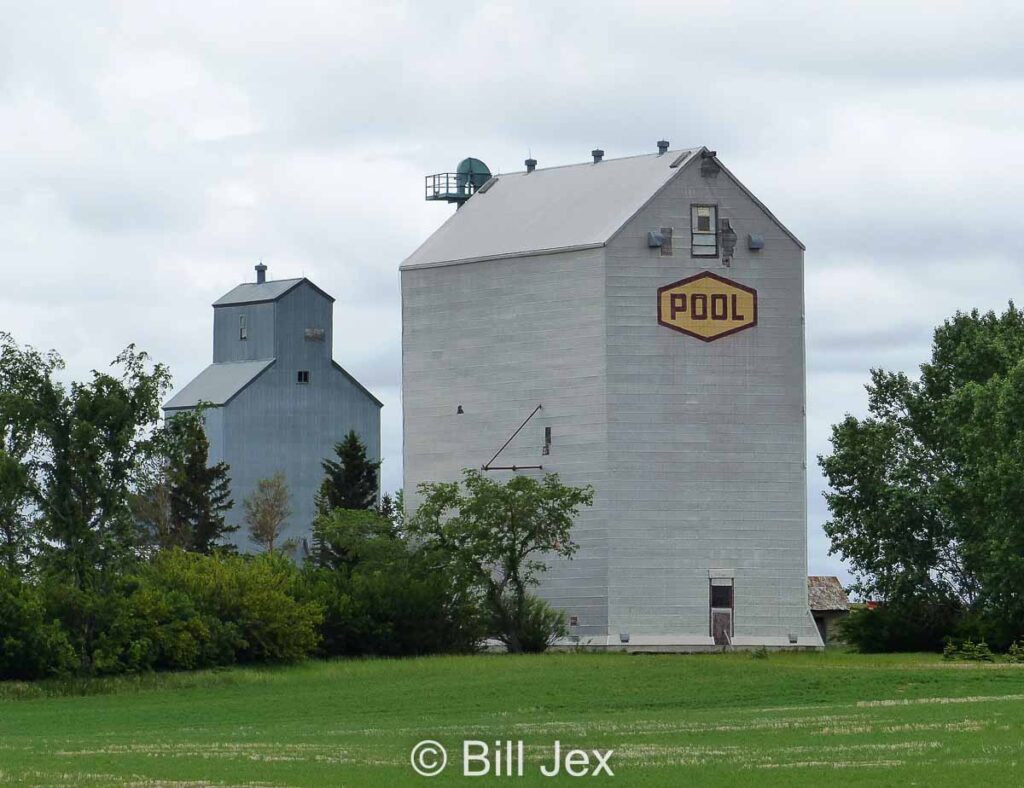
<box><xmin>38</xmin><ymin>552</ymin><xmax>321</xmax><ymax>677</ymax></box>
<box><xmin>42</xmin><ymin>567</ymin><xmax>243</xmax><ymax>676</ymax></box>
<box><xmin>840</xmin><ymin>601</ymin><xmax>961</xmax><ymax>653</ymax></box>
<box><xmin>147</xmin><ymin>550</ymin><xmax>322</xmax><ymax>664</ymax></box>
<box><xmin>0</xmin><ymin>571</ymin><xmax>76</xmax><ymax>680</ymax></box>
<box><xmin>962</xmin><ymin>640</ymin><xmax>995</xmax><ymax>661</ymax></box>
<box><xmin>1007</xmin><ymin>641</ymin><xmax>1024</xmax><ymax>663</ymax></box>
<box><xmin>308</xmin><ymin>565</ymin><xmax>481</xmax><ymax>657</ymax></box>
<box><xmin>503</xmin><ymin>595</ymin><xmax>567</xmax><ymax>654</ymax></box>
<box><xmin>306</xmin><ymin>510</ymin><xmax>483</xmax><ymax>657</ymax></box>
<box><xmin>90</xmin><ymin>581</ymin><xmax>242</xmax><ymax>674</ymax></box>
<box><xmin>943</xmin><ymin>639</ymin><xmax>996</xmax><ymax>662</ymax></box>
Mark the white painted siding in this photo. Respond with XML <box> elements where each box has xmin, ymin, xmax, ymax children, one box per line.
<box><xmin>603</xmin><ymin>162</ymin><xmax>817</xmax><ymax>643</ymax></box>
<box><xmin>402</xmin><ymin>248</ymin><xmax>610</xmax><ymax>636</ymax></box>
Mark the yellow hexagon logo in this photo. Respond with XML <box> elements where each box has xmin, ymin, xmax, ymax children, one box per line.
<box><xmin>657</xmin><ymin>271</ymin><xmax>757</xmax><ymax>342</ymax></box>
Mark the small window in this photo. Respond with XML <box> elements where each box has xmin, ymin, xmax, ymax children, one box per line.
<box><xmin>710</xmin><ymin>583</ymin><xmax>733</xmax><ymax>609</ymax></box>
<box><xmin>239</xmin><ymin>315</ymin><xmax>248</xmax><ymax>341</ymax></box>
<box><xmin>297</xmin><ymin>370</ymin><xmax>310</xmax><ymax>384</ymax></box>
<box><xmin>691</xmin><ymin>204</ymin><xmax>718</xmax><ymax>257</ymax></box>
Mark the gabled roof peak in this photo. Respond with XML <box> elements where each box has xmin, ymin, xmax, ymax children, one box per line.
<box><xmin>506</xmin><ymin>147</ymin><xmax>695</xmax><ymax>176</ymax></box>
<box><xmin>403</xmin><ymin>148</ymin><xmax>702</xmax><ymax>270</ymax></box>
<box><xmin>212</xmin><ymin>277</ymin><xmax>335</xmax><ymax>307</ymax></box>
<box><xmin>402</xmin><ymin>145</ymin><xmax>804</xmax><ymax>270</ymax></box>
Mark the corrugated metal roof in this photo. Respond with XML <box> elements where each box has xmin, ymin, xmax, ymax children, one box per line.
<box><xmin>401</xmin><ymin>149</ymin><xmax>701</xmax><ymax>269</ymax></box>
<box><xmin>808</xmin><ymin>576</ymin><xmax>850</xmax><ymax>611</ymax></box>
<box><xmin>213</xmin><ymin>278</ymin><xmax>337</xmax><ymax>307</ymax></box>
<box><xmin>163</xmin><ymin>359</ymin><xmax>274</xmax><ymax>410</ymax></box>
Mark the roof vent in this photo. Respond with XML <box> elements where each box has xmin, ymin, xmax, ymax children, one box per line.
<box><xmin>657</xmin><ymin>140</ymin><xmax>669</xmax><ymax>154</ymax></box>
<box><xmin>591</xmin><ymin>149</ymin><xmax>604</xmax><ymax>163</ymax></box>
<box><xmin>255</xmin><ymin>262</ymin><xmax>267</xmax><ymax>284</ymax></box>
<box><xmin>525</xmin><ymin>157</ymin><xmax>537</xmax><ymax>173</ymax></box>
<box><xmin>700</xmin><ymin>150</ymin><xmax>721</xmax><ymax>179</ymax></box>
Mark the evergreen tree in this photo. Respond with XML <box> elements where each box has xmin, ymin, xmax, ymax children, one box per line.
<box><xmin>377</xmin><ymin>492</ymin><xmax>396</xmax><ymax>522</ymax></box>
<box><xmin>136</xmin><ymin>412</ymin><xmax>235</xmax><ymax>553</ymax></box>
<box><xmin>317</xmin><ymin>430</ymin><xmax>380</xmax><ymax>513</ymax></box>
<box><xmin>167</xmin><ymin>414</ymin><xmax>235</xmax><ymax>553</ymax></box>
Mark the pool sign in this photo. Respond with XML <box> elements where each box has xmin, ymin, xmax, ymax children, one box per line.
<box><xmin>657</xmin><ymin>271</ymin><xmax>757</xmax><ymax>342</ymax></box>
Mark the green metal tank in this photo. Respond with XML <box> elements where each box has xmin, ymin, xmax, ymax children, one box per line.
<box><xmin>455</xmin><ymin>157</ymin><xmax>492</xmax><ymax>195</ymax></box>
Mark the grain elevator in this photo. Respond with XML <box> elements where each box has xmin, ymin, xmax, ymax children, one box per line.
<box><xmin>402</xmin><ymin>145</ymin><xmax>821</xmax><ymax>649</ymax></box>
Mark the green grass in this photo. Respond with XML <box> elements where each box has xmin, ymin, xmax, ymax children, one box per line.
<box><xmin>1</xmin><ymin>651</ymin><xmax>1023</xmax><ymax>786</ymax></box>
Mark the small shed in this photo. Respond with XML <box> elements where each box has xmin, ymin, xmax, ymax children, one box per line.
<box><xmin>808</xmin><ymin>576</ymin><xmax>850</xmax><ymax>645</ymax></box>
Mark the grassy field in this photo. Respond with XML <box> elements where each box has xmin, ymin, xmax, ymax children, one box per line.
<box><xmin>1</xmin><ymin>651</ymin><xmax>1023</xmax><ymax>786</ymax></box>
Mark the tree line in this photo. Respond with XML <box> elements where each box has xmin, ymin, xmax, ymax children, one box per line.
<box><xmin>0</xmin><ymin>333</ymin><xmax>592</xmax><ymax>680</ymax></box>
<box><xmin>821</xmin><ymin>304</ymin><xmax>1024</xmax><ymax>652</ymax></box>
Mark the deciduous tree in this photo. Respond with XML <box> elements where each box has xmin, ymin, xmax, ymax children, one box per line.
<box><xmin>407</xmin><ymin>470</ymin><xmax>593</xmax><ymax>653</ymax></box>
<box><xmin>821</xmin><ymin>303</ymin><xmax>1024</xmax><ymax>645</ymax></box>
<box><xmin>244</xmin><ymin>473</ymin><xmax>293</xmax><ymax>555</ymax></box>
<box><xmin>0</xmin><ymin>334</ymin><xmax>63</xmax><ymax>574</ymax></box>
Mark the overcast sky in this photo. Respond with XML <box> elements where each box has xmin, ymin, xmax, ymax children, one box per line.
<box><xmin>2</xmin><ymin>1</ymin><xmax>1022</xmax><ymax>582</ymax></box>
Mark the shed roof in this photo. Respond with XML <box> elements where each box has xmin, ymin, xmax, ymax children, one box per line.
<box><xmin>401</xmin><ymin>147</ymin><xmax>803</xmax><ymax>270</ymax></box>
<box><xmin>163</xmin><ymin>359</ymin><xmax>274</xmax><ymax>410</ymax></box>
<box><xmin>808</xmin><ymin>576</ymin><xmax>850</xmax><ymax>612</ymax></box>
<box><xmin>213</xmin><ymin>277</ymin><xmax>335</xmax><ymax>307</ymax></box>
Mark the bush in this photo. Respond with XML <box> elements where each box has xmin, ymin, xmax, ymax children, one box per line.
<box><xmin>308</xmin><ymin>565</ymin><xmax>481</xmax><ymax>657</ymax></box>
<box><xmin>306</xmin><ymin>510</ymin><xmax>483</xmax><ymax>657</ymax></box>
<box><xmin>0</xmin><ymin>571</ymin><xmax>76</xmax><ymax>680</ymax></box>
<box><xmin>86</xmin><ymin>581</ymin><xmax>242</xmax><ymax>674</ymax></box>
<box><xmin>499</xmin><ymin>594</ymin><xmax>567</xmax><ymax>654</ymax></box>
<box><xmin>961</xmin><ymin>640</ymin><xmax>994</xmax><ymax>661</ymax></box>
<box><xmin>1007</xmin><ymin>641</ymin><xmax>1024</xmax><ymax>663</ymax></box>
<box><xmin>39</xmin><ymin>551</ymin><xmax>322</xmax><ymax>677</ymax></box>
<box><xmin>840</xmin><ymin>601</ymin><xmax>961</xmax><ymax>653</ymax></box>
<box><xmin>147</xmin><ymin>550</ymin><xmax>322</xmax><ymax>664</ymax></box>
<box><xmin>943</xmin><ymin>639</ymin><xmax>996</xmax><ymax>662</ymax></box>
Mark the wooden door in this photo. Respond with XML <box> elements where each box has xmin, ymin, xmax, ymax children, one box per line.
<box><xmin>711</xmin><ymin>609</ymin><xmax>732</xmax><ymax>646</ymax></box>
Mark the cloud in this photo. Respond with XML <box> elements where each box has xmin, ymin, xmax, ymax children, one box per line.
<box><xmin>2</xmin><ymin>1</ymin><xmax>1021</xmax><ymax>586</ymax></box>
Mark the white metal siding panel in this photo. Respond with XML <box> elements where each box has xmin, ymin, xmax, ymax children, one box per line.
<box><xmin>402</xmin><ymin>248</ymin><xmax>610</xmax><ymax>636</ymax></box>
<box><xmin>604</xmin><ymin>162</ymin><xmax>818</xmax><ymax>641</ymax></box>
